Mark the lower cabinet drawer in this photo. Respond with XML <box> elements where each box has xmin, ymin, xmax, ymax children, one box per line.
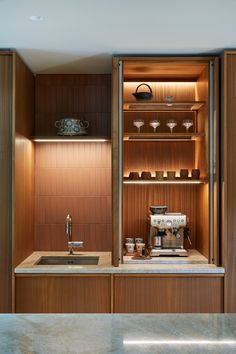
<box><xmin>15</xmin><ymin>274</ymin><xmax>111</xmax><ymax>313</ymax></box>
<box><xmin>113</xmin><ymin>275</ymin><xmax>224</xmax><ymax>313</ymax></box>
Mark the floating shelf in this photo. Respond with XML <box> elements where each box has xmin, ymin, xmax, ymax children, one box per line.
<box><xmin>31</xmin><ymin>136</ymin><xmax>111</xmax><ymax>142</ymax></box>
<box><xmin>123</xmin><ymin>177</ymin><xmax>206</xmax><ymax>185</ymax></box>
<box><xmin>123</xmin><ymin>132</ymin><xmax>204</xmax><ymax>142</ymax></box>
<box><xmin>123</xmin><ymin>101</ymin><xmax>205</xmax><ymax>112</ymax></box>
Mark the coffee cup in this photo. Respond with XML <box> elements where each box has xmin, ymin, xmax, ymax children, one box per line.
<box><xmin>180</xmin><ymin>169</ymin><xmax>189</xmax><ymax>179</ymax></box>
<box><xmin>125</xmin><ymin>243</ymin><xmax>135</xmax><ymax>254</ymax></box>
<box><xmin>129</xmin><ymin>172</ymin><xmax>140</xmax><ymax>180</ymax></box>
<box><xmin>125</xmin><ymin>238</ymin><xmax>134</xmax><ymax>243</ymax></box>
<box><xmin>141</xmin><ymin>171</ymin><xmax>152</xmax><ymax>180</ymax></box>
<box><xmin>155</xmin><ymin>171</ymin><xmax>164</xmax><ymax>180</ymax></box>
<box><xmin>167</xmin><ymin>171</ymin><xmax>176</xmax><ymax>180</ymax></box>
<box><xmin>191</xmin><ymin>169</ymin><xmax>200</xmax><ymax>179</ymax></box>
<box><xmin>135</xmin><ymin>238</ymin><xmax>143</xmax><ymax>244</ymax></box>
<box><xmin>136</xmin><ymin>243</ymin><xmax>145</xmax><ymax>254</ymax></box>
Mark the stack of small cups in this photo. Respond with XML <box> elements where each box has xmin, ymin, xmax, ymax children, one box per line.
<box><xmin>125</xmin><ymin>238</ymin><xmax>145</xmax><ymax>255</ymax></box>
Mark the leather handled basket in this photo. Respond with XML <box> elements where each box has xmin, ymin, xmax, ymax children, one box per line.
<box><xmin>132</xmin><ymin>83</ymin><xmax>153</xmax><ymax>100</ymax></box>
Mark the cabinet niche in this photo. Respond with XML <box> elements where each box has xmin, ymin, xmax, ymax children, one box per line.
<box><xmin>112</xmin><ymin>58</ymin><xmax>217</xmax><ymax>263</ymax></box>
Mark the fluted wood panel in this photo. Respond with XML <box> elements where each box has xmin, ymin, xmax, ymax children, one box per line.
<box><xmin>123</xmin><ymin>184</ymin><xmax>197</xmax><ymax>247</ymax></box>
<box><xmin>14</xmin><ymin>135</ymin><xmax>34</xmax><ymax>267</ymax></box>
<box><xmin>195</xmin><ymin>67</ymin><xmax>209</xmax><ymax>259</ymax></box>
<box><xmin>222</xmin><ymin>52</ymin><xmax>236</xmax><ymax>312</ymax></box>
<box><xmin>14</xmin><ymin>54</ymin><xmax>35</xmax><ymax>138</ymax></box>
<box><xmin>35</xmin><ymin>74</ymin><xmax>111</xmax><ymax>137</ymax></box>
<box><xmin>123</xmin><ymin>141</ymin><xmax>195</xmax><ymax>176</ymax></box>
<box><xmin>0</xmin><ymin>54</ymin><xmax>13</xmax><ymax>312</ymax></box>
<box><xmin>34</xmin><ymin>142</ymin><xmax>112</xmax><ymax>251</ymax></box>
<box><xmin>114</xmin><ymin>275</ymin><xmax>224</xmax><ymax>313</ymax></box>
<box><xmin>195</xmin><ymin>184</ymin><xmax>209</xmax><ymax>258</ymax></box>
<box><xmin>14</xmin><ymin>53</ymin><xmax>35</xmax><ymax>267</ymax></box>
<box><xmin>16</xmin><ymin>275</ymin><xmax>111</xmax><ymax>313</ymax></box>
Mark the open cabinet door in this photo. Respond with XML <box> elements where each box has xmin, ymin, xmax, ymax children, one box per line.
<box><xmin>112</xmin><ymin>57</ymin><xmax>123</xmax><ymax>266</ymax></box>
<box><xmin>221</xmin><ymin>51</ymin><xmax>236</xmax><ymax>312</ymax></box>
<box><xmin>0</xmin><ymin>53</ymin><xmax>13</xmax><ymax>312</ymax></box>
<box><xmin>212</xmin><ymin>58</ymin><xmax>220</xmax><ymax>266</ymax></box>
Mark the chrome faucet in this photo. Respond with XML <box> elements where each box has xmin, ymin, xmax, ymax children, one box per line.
<box><xmin>65</xmin><ymin>214</ymin><xmax>83</xmax><ymax>255</ymax></box>
<box><xmin>65</xmin><ymin>214</ymin><xmax>72</xmax><ymax>241</ymax></box>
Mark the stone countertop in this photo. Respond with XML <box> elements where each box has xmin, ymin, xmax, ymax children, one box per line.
<box><xmin>15</xmin><ymin>251</ymin><xmax>225</xmax><ymax>274</ymax></box>
<box><xmin>0</xmin><ymin>314</ymin><xmax>236</xmax><ymax>354</ymax></box>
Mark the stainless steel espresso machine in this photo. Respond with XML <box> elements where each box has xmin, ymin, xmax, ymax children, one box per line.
<box><xmin>149</xmin><ymin>206</ymin><xmax>191</xmax><ymax>256</ymax></box>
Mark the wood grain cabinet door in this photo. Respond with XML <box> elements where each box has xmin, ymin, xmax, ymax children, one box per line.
<box><xmin>114</xmin><ymin>275</ymin><xmax>224</xmax><ymax>313</ymax></box>
<box><xmin>15</xmin><ymin>274</ymin><xmax>111</xmax><ymax>313</ymax></box>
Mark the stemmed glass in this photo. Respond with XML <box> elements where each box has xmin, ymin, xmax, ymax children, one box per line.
<box><xmin>133</xmin><ymin>119</ymin><xmax>144</xmax><ymax>133</ymax></box>
<box><xmin>166</xmin><ymin>119</ymin><xmax>177</xmax><ymax>133</ymax></box>
<box><xmin>149</xmin><ymin>119</ymin><xmax>160</xmax><ymax>133</ymax></box>
<box><xmin>182</xmin><ymin>119</ymin><xmax>193</xmax><ymax>132</ymax></box>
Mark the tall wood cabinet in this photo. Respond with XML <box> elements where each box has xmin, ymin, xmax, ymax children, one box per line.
<box><xmin>221</xmin><ymin>51</ymin><xmax>236</xmax><ymax>312</ymax></box>
<box><xmin>0</xmin><ymin>51</ymin><xmax>35</xmax><ymax>312</ymax></box>
<box><xmin>112</xmin><ymin>56</ymin><xmax>220</xmax><ymax>266</ymax></box>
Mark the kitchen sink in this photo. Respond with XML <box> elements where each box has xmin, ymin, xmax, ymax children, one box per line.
<box><xmin>36</xmin><ymin>256</ymin><xmax>99</xmax><ymax>266</ymax></box>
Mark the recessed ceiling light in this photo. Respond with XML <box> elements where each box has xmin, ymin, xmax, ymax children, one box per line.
<box><xmin>29</xmin><ymin>15</ymin><xmax>44</xmax><ymax>21</ymax></box>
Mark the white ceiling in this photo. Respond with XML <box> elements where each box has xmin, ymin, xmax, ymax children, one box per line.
<box><xmin>0</xmin><ymin>0</ymin><xmax>236</xmax><ymax>74</ymax></box>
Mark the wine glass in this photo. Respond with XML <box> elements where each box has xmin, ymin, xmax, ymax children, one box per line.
<box><xmin>133</xmin><ymin>119</ymin><xmax>144</xmax><ymax>133</ymax></box>
<box><xmin>166</xmin><ymin>119</ymin><xmax>177</xmax><ymax>133</ymax></box>
<box><xmin>149</xmin><ymin>119</ymin><xmax>160</xmax><ymax>133</ymax></box>
<box><xmin>182</xmin><ymin>119</ymin><xmax>193</xmax><ymax>132</ymax></box>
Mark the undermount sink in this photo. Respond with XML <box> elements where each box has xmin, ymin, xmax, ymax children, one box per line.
<box><xmin>36</xmin><ymin>256</ymin><xmax>99</xmax><ymax>266</ymax></box>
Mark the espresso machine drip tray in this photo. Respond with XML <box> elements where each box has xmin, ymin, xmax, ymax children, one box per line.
<box><xmin>151</xmin><ymin>248</ymin><xmax>188</xmax><ymax>257</ymax></box>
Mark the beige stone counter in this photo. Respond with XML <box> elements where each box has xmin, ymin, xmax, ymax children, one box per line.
<box><xmin>15</xmin><ymin>251</ymin><xmax>225</xmax><ymax>274</ymax></box>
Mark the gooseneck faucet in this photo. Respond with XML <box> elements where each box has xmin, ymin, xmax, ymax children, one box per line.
<box><xmin>65</xmin><ymin>214</ymin><xmax>83</xmax><ymax>255</ymax></box>
<box><xmin>65</xmin><ymin>214</ymin><xmax>72</xmax><ymax>242</ymax></box>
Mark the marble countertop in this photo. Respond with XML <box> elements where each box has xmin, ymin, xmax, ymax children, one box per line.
<box><xmin>15</xmin><ymin>251</ymin><xmax>225</xmax><ymax>274</ymax></box>
<box><xmin>0</xmin><ymin>314</ymin><xmax>236</xmax><ymax>354</ymax></box>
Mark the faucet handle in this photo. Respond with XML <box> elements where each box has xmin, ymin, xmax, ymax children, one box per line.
<box><xmin>68</xmin><ymin>241</ymin><xmax>83</xmax><ymax>248</ymax></box>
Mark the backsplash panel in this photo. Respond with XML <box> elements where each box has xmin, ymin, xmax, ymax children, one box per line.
<box><xmin>35</xmin><ymin>142</ymin><xmax>112</xmax><ymax>251</ymax></box>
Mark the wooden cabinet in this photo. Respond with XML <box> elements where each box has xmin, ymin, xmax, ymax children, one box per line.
<box><xmin>0</xmin><ymin>51</ymin><xmax>35</xmax><ymax>313</ymax></box>
<box><xmin>113</xmin><ymin>274</ymin><xmax>224</xmax><ymax>313</ymax></box>
<box><xmin>15</xmin><ymin>274</ymin><xmax>111</xmax><ymax>313</ymax></box>
<box><xmin>112</xmin><ymin>56</ymin><xmax>220</xmax><ymax>265</ymax></box>
<box><xmin>16</xmin><ymin>273</ymin><xmax>223</xmax><ymax>313</ymax></box>
<box><xmin>221</xmin><ymin>51</ymin><xmax>236</xmax><ymax>312</ymax></box>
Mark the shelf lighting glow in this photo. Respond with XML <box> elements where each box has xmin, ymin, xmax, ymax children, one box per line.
<box><xmin>123</xmin><ymin>180</ymin><xmax>204</xmax><ymax>185</ymax></box>
<box><xmin>33</xmin><ymin>139</ymin><xmax>109</xmax><ymax>143</ymax></box>
<box><xmin>123</xmin><ymin>339</ymin><xmax>236</xmax><ymax>345</ymax></box>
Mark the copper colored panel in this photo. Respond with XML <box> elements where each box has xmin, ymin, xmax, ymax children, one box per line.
<box><xmin>16</xmin><ymin>275</ymin><xmax>111</xmax><ymax>313</ymax></box>
<box><xmin>114</xmin><ymin>275</ymin><xmax>223</xmax><ymax>313</ymax></box>
<box><xmin>34</xmin><ymin>142</ymin><xmax>112</xmax><ymax>251</ymax></box>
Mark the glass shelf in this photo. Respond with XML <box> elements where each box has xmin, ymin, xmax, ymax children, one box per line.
<box><xmin>123</xmin><ymin>178</ymin><xmax>206</xmax><ymax>185</ymax></box>
<box><xmin>123</xmin><ymin>101</ymin><xmax>205</xmax><ymax>112</ymax></box>
<box><xmin>123</xmin><ymin>132</ymin><xmax>204</xmax><ymax>142</ymax></box>
<box><xmin>31</xmin><ymin>136</ymin><xmax>110</xmax><ymax>142</ymax></box>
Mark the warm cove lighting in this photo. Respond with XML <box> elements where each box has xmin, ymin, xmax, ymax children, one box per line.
<box><xmin>123</xmin><ymin>180</ymin><xmax>203</xmax><ymax>184</ymax></box>
<box><xmin>123</xmin><ymin>339</ymin><xmax>236</xmax><ymax>345</ymax></box>
<box><xmin>33</xmin><ymin>139</ymin><xmax>109</xmax><ymax>142</ymax></box>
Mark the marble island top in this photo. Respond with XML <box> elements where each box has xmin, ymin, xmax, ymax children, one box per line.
<box><xmin>15</xmin><ymin>251</ymin><xmax>225</xmax><ymax>274</ymax></box>
<box><xmin>0</xmin><ymin>314</ymin><xmax>236</xmax><ymax>354</ymax></box>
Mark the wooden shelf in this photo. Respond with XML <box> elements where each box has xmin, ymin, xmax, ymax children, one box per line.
<box><xmin>123</xmin><ymin>132</ymin><xmax>204</xmax><ymax>141</ymax></box>
<box><xmin>123</xmin><ymin>177</ymin><xmax>207</xmax><ymax>184</ymax></box>
<box><xmin>31</xmin><ymin>136</ymin><xmax>111</xmax><ymax>142</ymax></box>
<box><xmin>123</xmin><ymin>101</ymin><xmax>205</xmax><ymax>112</ymax></box>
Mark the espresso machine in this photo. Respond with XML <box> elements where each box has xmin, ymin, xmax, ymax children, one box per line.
<box><xmin>149</xmin><ymin>208</ymin><xmax>191</xmax><ymax>256</ymax></box>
